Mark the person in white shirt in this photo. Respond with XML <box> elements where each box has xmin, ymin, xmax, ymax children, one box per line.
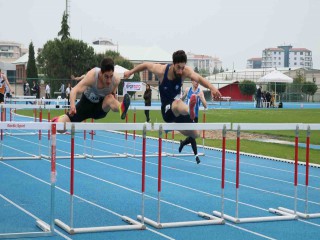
<box><xmin>45</xmin><ymin>83</ymin><xmax>51</xmax><ymax>99</ymax></box>
<box><xmin>66</xmin><ymin>83</ymin><xmax>71</xmax><ymax>105</ymax></box>
<box><xmin>45</xmin><ymin>83</ymin><xmax>51</xmax><ymax>104</ymax></box>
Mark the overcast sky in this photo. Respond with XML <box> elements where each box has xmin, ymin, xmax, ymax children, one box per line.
<box><xmin>1</xmin><ymin>0</ymin><xmax>319</xmax><ymax>69</ymax></box>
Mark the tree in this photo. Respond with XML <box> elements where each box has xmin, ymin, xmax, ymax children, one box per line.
<box><xmin>194</xmin><ymin>67</ymin><xmax>199</xmax><ymax>73</ymax></box>
<box><xmin>26</xmin><ymin>41</ymin><xmax>38</xmax><ymax>82</ymax></box>
<box><xmin>37</xmin><ymin>38</ymin><xmax>96</xmax><ymax>79</ymax></box>
<box><xmin>58</xmin><ymin>11</ymin><xmax>70</xmax><ymax>41</ymax></box>
<box><xmin>37</xmin><ymin>38</ymin><xmax>96</xmax><ymax>93</ymax></box>
<box><xmin>213</xmin><ymin>66</ymin><xmax>219</xmax><ymax>74</ymax></box>
<box><xmin>239</xmin><ymin>80</ymin><xmax>256</xmax><ymax>96</ymax></box>
<box><xmin>301</xmin><ymin>82</ymin><xmax>318</xmax><ymax>102</ymax></box>
<box><xmin>220</xmin><ymin>67</ymin><xmax>224</xmax><ymax>73</ymax></box>
<box><xmin>290</xmin><ymin>70</ymin><xmax>305</xmax><ymax>101</ymax></box>
<box><xmin>199</xmin><ymin>69</ymin><xmax>210</xmax><ymax>77</ymax></box>
<box><xmin>270</xmin><ymin>82</ymin><xmax>286</xmax><ymax>95</ymax></box>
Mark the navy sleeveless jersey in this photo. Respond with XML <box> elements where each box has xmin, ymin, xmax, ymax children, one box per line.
<box><xmin>159</xmin><ymin>64</ymin><xmax>182</xmax><ymax>105</ymax></box>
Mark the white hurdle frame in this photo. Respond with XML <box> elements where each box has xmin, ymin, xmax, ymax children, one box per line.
<box><xmin>137</xmin><ymin>123</ymin><xmax>230</xmax><ymax>228</ymax></box>
<box><xmin>126</xmin><ymin>107</ymin><xmax>163</xmax><ymax>158</ymax></box>
<box><xmin>277</xmin><ymin>124</ymin><xmax>320</xmax><ymax>219</ymax></box>
<box><xmin>1</xmin><ymin>103</ymin><xmax>84</xmax><ymax>160</ymax></box>
<box><xmin>213</xmin><ymin>123</ymin><xmax>300</xmax><ymax>223</ymax></box>
<box><xmin>0</xmin><ymin>119</ymin><xmax>57</xmax><ymax>161</ymax></box>
<box><xmin>83</xmin><ymin>118</ymin><xmax>127</xmax><ymax>159</ymax></box>
<box><xmin>0</xmin><ymin>123</ymin><xmax>60</xmax><ymax>238</ymax></box>
<box><xmin>127</xmin><ymin>106</ymin><xmax>207</xmax><ymax>158</ymax></box>
<box><xmin>54</xmin><ymin>122</ymin><xmax>151</xmax><ymax>234</ymax></box>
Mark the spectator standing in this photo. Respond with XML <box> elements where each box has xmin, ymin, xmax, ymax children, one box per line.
<box><xmin>143</xmin><ymin>84</ymin><xmax>152</xmax><ymax>122</ymax></box>
<box><xmin>59</xmin><ymin>83</ymin><xmax>66</xmax><ymax>99</ymax></box>
<box><xmin>31</xmin><ymin>80</ymin><xmax>40</xmax><ymax>99</ymax></box>
<box><xmin>256</xmin><ymin>86</ymin><xmax>262</xmax><ymax>108</ymax></box>
<box><xmin>66</xmin><ymin>83</ymin><xmax>72</xmax><ymax>106</ymax></box>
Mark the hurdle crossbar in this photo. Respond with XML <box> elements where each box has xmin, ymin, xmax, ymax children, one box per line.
<box><xmin>41</xmin><ymin>154</ymin><xmax>86</xmax><ymax>160</ymax></box>
<box><xmin>137</xmin><ymin>123</ymin><xmax>228</xmax><ymax>229</ymax></box>
<box><xmin>0</xmin><ymin>124</ymin><xmax>57</xmax><ymax>238</ymax></box>
<box><xmin>55</xmin><ymin>123</ymin><xmax>149</xmax><ymax>234</ymax></box>
<box><xmin>0</xmin><ymin>122</ymin><xmax>64</xmax><ymax>161</ymax></box>
<box><xmin>78</xmin><ymin>123</ymin><xmax>151</xmax><ymax>159</ymax></box>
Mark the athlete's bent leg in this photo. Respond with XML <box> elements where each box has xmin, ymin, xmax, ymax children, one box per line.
<box><xmin>51</xmin><ymin>114</ymin><xmax>71</xmax><ymax>133</ymax></box>
<box><xmin>102</xmin><ymin>93</ymin><xmax>130</xmax><ymax>119</ymax></box>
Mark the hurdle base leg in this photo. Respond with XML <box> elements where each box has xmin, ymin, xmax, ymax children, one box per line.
<box><xmin>126</xmin><ymin>153</ymin><xmax>161</xmax><ymax>158</ymax></box>
<box><xmin>137</xmin><ymin>212</ymin><xmax>224</xmax><ymax>229</ymax></box>
<box><xmin>83</xmin><ymin>154</ymin><xmax>127</xmax><ymax>159</ymax></box>
<box><xmin>54</xmin><ymin>219</ymin><xmax>75</xmax><ymax>234</ymax></box>
<box><xmin>165</xmin><ymin>152</ymin><xmax>205</xmax><ymax>157</ymax></box>
<box><xmin>36</xmin><ymin>220</ymin><xmax>52</xmax><ymax>232</ymax></box>
<box><xmin>278</xmin><ymin>207</ymin><xmax>320</xmax><ymax>219</ymax></box>
<box><xmin>0</xmin><ymin>220</ymin><xmax>53</xmax><ymax>239</ymax></box>
<box><xmin>213</xmin><ymin>209</ymin><xmax>297</xmax><ymax>224</ymax></box>
<box><xmin>55</xmin><ymin>216</ymin><xmax>145</xmax><ymax>234</ymax></box>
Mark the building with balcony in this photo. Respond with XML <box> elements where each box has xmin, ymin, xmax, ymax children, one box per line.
<box><xmin>261</xmin><ymin>48</ymin><xmax>285</xmax><ymax>69</ymax></box>
<box><xmin>261</xmin><ymin>45</ymin><xmax>313</xmax><ymax>69</ymax></box>
<box><xmin>289</xmin><ymin>48</ymin><xmax>313</xmax><ymax>69</ymax></box>
<box><xmin>0</xmin><ymin>41</ymin><xmax>27</xmax><ymax>63</ymax></box>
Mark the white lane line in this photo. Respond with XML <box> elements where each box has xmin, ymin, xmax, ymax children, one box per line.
<box><xmin>0</xmin><ymin>194</ymin><xmax>72</xmax><ymax>240</ymax></box>
<box><xmin>3</xmin><ymin>134</ymin><xmax>320</xmax><ymax>205</ymax></box>
<box><xmin>0</xmin><ymin>161</ymin><xmax>175</xmax><ymax>240</ymax></box>
<box><xmin>2</xmin><ymin>143</ymin><xmax>317</xmax><ymax>239</ymax></box>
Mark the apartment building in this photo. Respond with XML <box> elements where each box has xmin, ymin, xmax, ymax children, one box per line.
<box><xmin>261</xmin><ymin>45</ymin><xmax>313</xmax><ymax>69</ymax></box>
<box><xmin>0</xmin><ymin>41</ymin><xmax>27</xmax><ymax>63</ymax></box>
<box><xmin>187</xmin><ymin>52</ymin><xmax>222</xmax><ymax>76</ymax></box>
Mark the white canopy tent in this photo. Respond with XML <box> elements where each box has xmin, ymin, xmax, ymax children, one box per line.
<box><xmin>257</xmin><ymin>70</ymin><xmax>293</xmax><ymax>104</ymax></box>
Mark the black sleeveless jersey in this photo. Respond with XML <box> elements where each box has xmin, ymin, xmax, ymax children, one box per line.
<box><xmin>159</xmin><ymin>64</ymin><xmax>182</xmax><ymax>106</ymax></box>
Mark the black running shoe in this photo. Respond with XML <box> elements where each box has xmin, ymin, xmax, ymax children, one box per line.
<box><xmin>196</xmin><ymin>156</ymin><xmax>201</xmax><ymax>164</ymax></box>
<box><xmin>179</xmin><ymin>140</ymin><xmax>184</xmax><ymax>153</ymax></box>
<box><xmin>120</xmin><ymin>94</ymin><xmax>130</xmax><ymax>120</ymax></box>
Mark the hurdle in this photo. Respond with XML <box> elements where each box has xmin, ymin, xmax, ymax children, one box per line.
<box><xmin>213</xmin><ymin>123</ymin><xmax>299</xmax><ymax>223</ymax></box>
<box><xmin>0</xmin><ymin>104</ymin><xmax>80</xmax><ymax>160</ymax></box>
<box><xmin>276</xmin><ymin>124</ymin><xmax>320</xmax><ymax>219</ymax></box>
<box><xmin>54</xmin><ymin>122</ymin><xmax>150</xmax><ymax>234</ymax></box>
<box><xmin>0</xmin><ymin>122</ymin><xmax>60</xmax><ymax>238</ymax></box>
<box><xmin>83</xmin><ymin>118</ymin><xmax>128</xmax><ymax>159</ymax></box>
<box><xmin>137</xmin><ymin>123</ymin><xmax>229</xmax><ymax>228</ymax></box>
<box><xmin>0</xmin><ymin>120</ymin><xmax>45</xmax><ymax>160</ymax></box>
<box><xmin>125</xmin><ymin>107</ymin><xmax>165</xmax><ymax>158</ymax></box>
<box><xmin>160</xmin><ymin>107</ymin><xmax>207</xmax><ymax>157</ymax></box>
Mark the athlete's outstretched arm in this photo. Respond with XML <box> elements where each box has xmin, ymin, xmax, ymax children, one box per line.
<box><xmin>124</xmin><ymin>62</ymin><xmax>163</xmax><ymax>79</ymax></box>
<box><xmin>69</xmin><ymin>69</ymin><xmax>96</xmax><ymax>116</ymax></box>
<box><xmin>188</xmin><ymin>69</ymin><xmax>221</xmax><ymax>99</ymax></box>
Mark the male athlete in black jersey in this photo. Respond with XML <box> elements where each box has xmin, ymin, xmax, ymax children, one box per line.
<box><xmin>124</xmin><ymin>50</ymin><xmax>221</xmax><ymax>164</ymax></box>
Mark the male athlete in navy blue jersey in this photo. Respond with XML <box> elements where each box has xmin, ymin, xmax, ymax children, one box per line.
<box><xmin>124</xmin><ymin>50</ymin><xmax>221</xmax><ymax>164</ymax></box>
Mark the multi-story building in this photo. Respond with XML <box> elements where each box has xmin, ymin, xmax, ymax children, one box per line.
<box><xmin>261</xmin><ymin>45</ymin><xmax>313</xmax><ymax>69</ymax></box>
<box><xmin>0</xmin><ymin>41</ymin><xmax>27</xmax><ymax>63</ymax></box>
<box><xmin>261</xmin><ymin>48</ymin><xmax>285</xmax><ymax>69</ymax></box>
<box><xmin>186</xmin><ymin>52</ymin><xmax>222</xmax><ymax>76</ymax></box>
<box><xmin>289</xmin><ymin>48</ymin><xmax>313</xmax><ymax>69</ymax></box>
<box><xmin>246</xmin><ymin>57</ymin><xmax>262</xmax><ymax>69</ymax></box>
